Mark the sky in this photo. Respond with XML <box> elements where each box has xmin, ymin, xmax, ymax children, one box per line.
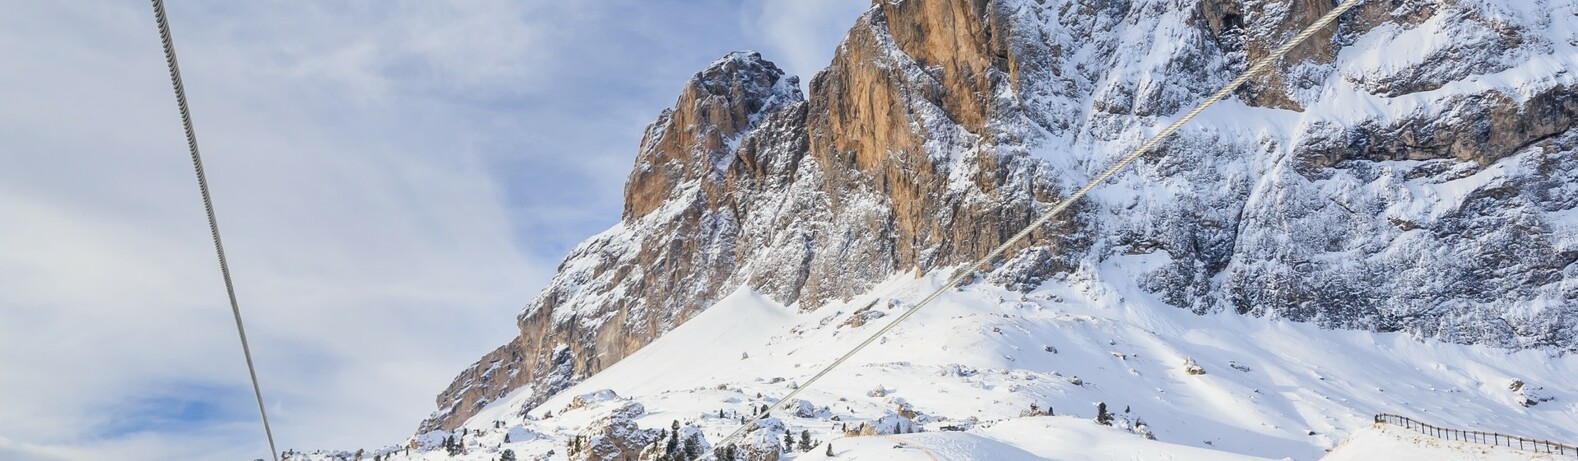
<box><xmin>0</xmin><ymin>1</ymin><xmax>868</xmax><ymax>460</ymax></box>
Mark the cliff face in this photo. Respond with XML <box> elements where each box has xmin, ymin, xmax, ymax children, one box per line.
<box><xmin>422</xmin><ymin>0</ymin><xmax>1578</xmax><ymax>432</ymax></box>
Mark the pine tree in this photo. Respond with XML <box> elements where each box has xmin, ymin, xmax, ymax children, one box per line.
<box><xmin>826</xmin><ymin>442</ymin><xmax>835</xmax><ymax>457</ymax></box>
<box><xmin>1096</xmin><ymin>402</ymin><xmax>1114</xmax><ymax>426</ymax></box>
<box><xmin>683</xmin><ymin>433</ymin><xmax>701</xmax><ymax>459</ymax></box>
<box><xmin>719</xmin><ymin>409</ymin><xmax>726</xmax><ymax>418</ymax></box>
<box><xmin>504</xmin><ymin>432</ymin><xmax>511</xmax><ymax>443</ymax></box>
<box><xmin>499</xmin><ymin>448</ymin><xmax>517</xmax><ymax>461</ymax></box>
<box><xmin>798</xmin><ymin>430</ymin><xmax>813</xmax><ymax>452</ymax></box>
<box><xmin>665</xmin><ymin>428</ymin><xmax>679</xmax><ymax>456</ymax></box>
<box><xmin>783</xmin><ymin>431</ymin><xmax>795</xmax><ymax>451</ymax></box>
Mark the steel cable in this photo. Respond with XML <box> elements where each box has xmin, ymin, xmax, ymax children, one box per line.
<box><xmin>149</xmin><ymin>1</ymin><xmax>280</xmax><ymax>460</ymax></box>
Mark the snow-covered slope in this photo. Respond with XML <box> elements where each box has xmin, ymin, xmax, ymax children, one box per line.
<box><xmin>1324</xmin><ymin>424</ymin><xmax>1570</xmax><ymax>461</ymax></box>
<box><xmin>289</xmin><ymin>272</ymin><xmax>1577</xmax><ymax>460</ymax></box>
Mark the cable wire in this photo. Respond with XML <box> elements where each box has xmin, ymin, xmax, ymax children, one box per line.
<box><xmin>149</xmin><ymin>1</ymin><xmax>280</xmax><ymax>460</ymax></box>
<box><xmin>698</xmin><ymin>0</ymin><xmax>1363</xmax><ymax>457</ymax></box>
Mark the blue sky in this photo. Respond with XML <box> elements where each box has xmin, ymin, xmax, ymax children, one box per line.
<box><xmin>0</xmin><ymin>1</ymin><xmax>866</xmax><ymax>460</ymax></box>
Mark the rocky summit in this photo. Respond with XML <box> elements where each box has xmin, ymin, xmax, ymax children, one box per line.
<box><xmin>419</xmin><ymin>0</ymin><xmax>1577</xmax><ymax>436</ymax></box>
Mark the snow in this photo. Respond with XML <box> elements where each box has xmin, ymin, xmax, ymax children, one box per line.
<box><xmin>1323</xmin><ymin>424</ymin><xmax>1570</xmax><ymax>461</ymax></box>
<box><xmin>815</xmin><ymin>417</ymin><xmax>1278</xmax><ymax>461</ymax></box>
<box><xmin>315</xmin><ymin>271</ymin><xmax>1577</xmax><ymax>461</ymax></box>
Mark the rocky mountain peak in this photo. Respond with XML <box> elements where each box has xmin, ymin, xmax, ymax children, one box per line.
<box><xmin>623</xmin><ymin>50</ymin><xmax>802</xmax><ymax>221</ymax></box>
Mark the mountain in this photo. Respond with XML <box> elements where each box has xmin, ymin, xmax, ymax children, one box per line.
<box><xmin>280</xmin><ymin>0</ymin><xmax>1578</xmax><ymax>457</ymax></box>
<box><xmin>418</xmin><ymin>0</ymin><xmax>1577</xmax><ymax>438</ymax></box>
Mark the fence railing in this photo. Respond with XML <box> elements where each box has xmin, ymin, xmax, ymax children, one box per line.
<box><xmin>1374</xmin><ymin>413</ymin><xmax>1577</xmax><ymax>456</ymax></box>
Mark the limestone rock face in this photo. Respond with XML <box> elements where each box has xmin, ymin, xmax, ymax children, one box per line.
<box><xmin>421</xmin><ymin>51</ymin><xmax>805</xmax><ymax>432</ymax></box>
<box><xmin>422</xmin><ymin>337</ymin><xmax>528</xmax><ymax>431</ymax></box>
<box><xmin>423</xmin><ymin>0</ymin><xmax>1578</xmax><ymax>433</ymax></box>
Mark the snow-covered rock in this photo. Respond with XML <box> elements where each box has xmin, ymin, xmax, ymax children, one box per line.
<box><xmin>566</xmin><ymin>401</ymin><xmax>656</xmax><ymax>461</ymax></box>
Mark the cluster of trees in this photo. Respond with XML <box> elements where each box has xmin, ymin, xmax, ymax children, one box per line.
<box><xmin>651</xmin><ymin>420</ymin><xmax>705</xmax><ymax>461</ymax></box>
<box><xmin>441</xmin><ymin>434</ymin><xmax>465</xmax><ymax>456</ymax></box>
<box><xmin>566</xmin><ymin>435</ymin><xmax>586</xmax><ymax>458</ymax></box>
<box><xmin>784</xmin><ymin>429</ymin><xmax>820</xmax><ymax>452</ymax></box>
<box><xmin>839</xmin><ymin>421</ymin><xmax>922</xmax><ymax>436</ymax></box>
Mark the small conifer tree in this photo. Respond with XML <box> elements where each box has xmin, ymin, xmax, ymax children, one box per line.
<box><xmin>684</xmin><ymin>433</ymin><xmax>702</xmax><ymax>459</ymax></box>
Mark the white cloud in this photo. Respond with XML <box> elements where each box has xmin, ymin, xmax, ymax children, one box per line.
<box><xmin>742</xmin><ymin>0</ymin><xmax>873</xmax><ymax>82</ymax></box>
<box><xmin>0</xmin><ymin>0</ymin><xmax>868</xmax><ymax>459</ymax></box>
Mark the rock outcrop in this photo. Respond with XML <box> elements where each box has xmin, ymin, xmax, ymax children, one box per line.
<box><xmin>566</xmin><ymin>401</ymin><xmax>655</xmax><ymax>461</ymax></box>
<box><xmin>422</xmin><ymin>0</ymin><xmax>1578</xmax><ymax>433</ymax></box>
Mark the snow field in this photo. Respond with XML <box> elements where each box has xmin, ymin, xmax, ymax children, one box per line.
<box><xmin>342</xmin><ymin>269</ymin><xmax>1575</xmax><ymax>461</ymax></box>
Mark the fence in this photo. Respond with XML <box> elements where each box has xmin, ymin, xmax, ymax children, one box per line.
<box><xmin>1374</xmin><ymin>413</ymin><xmax>1577</xmax><ymax>456</ymax></box>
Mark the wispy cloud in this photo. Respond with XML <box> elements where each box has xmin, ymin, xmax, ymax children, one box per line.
<box><xmin>0</xmin><ymin>0</ymin><xmax>864</xmax><ymax>459</ymax></box>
